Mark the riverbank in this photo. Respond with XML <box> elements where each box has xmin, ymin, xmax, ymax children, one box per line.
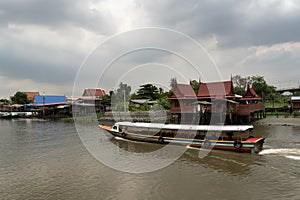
<box><xmin>255</xmin><ymin>116</ymin><xmax>300</xmax><ymax>126</ymax></box>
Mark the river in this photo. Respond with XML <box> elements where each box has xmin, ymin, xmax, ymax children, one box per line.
<box><xmin>0</xmin><ymin>119</ymin><xmax>299</xmax><ymax>200</ymax></box>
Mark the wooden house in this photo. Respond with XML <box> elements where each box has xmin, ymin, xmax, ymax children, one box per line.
<box><xmin>197</xmin><ymin>80</ymin><xmax>237</xmax><ymax>113</ymax></box>
<box><xmin>168</xmin><ymin>80</ymin><xmax>265</xmax><ymax>124</ymax></box>
<box><xmin>197</xmin><ymin>80</ymin><xmax>238</xmax><ymax>124</ymax></box>
<box><xmin>167</xmin><ymin>82</ymin><xmax>198</xmax><ymax>123</ymax></box>
<box><xmin>237</xmin><ymin>85</ymin><xmax>265</xmax><ymax>118</ymax></box>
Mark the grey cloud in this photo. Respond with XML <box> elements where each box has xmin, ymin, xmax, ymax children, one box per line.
<box><xmin>142</xmin><ymin>0</ymin><xmax>300</xmax><ymax>47</ymax></box>
<box><xmin>0</xmin><ymin>40</ymin><xmax>78</xmax><ymax>85</ymax></box>
<box><xmin>0</xmin><ymin>0</ymin><xmax>115</xmax><ymax>34</ymax></box>
<box><xmin>0</xmin><ymin>0</ymin><xmax>299</xmax><ymax>97</ymax></box>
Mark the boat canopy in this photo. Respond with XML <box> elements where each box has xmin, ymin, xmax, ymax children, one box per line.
<box><xmin>115</xmin><ymin>122</ymin><xmax>253</xmax><ymax>132</ymax></box>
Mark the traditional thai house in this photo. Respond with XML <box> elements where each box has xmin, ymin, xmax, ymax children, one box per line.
<box><xmin>167</xmin><ymin>81</ymin><xmax>198</xmax><ymax>123</ymax></box>
<box><xmin>73</xmin><ymin>88</ymin><xmax>107</xmax><ymax>116</ymax></box>
<box><xmin>82</xmin><ymin>88</ymin><xmax>106</xmax><ymax>97</ymax></box>
<box><xmin>237</xmin><ymin>85</ymin><xmax>265</xmax><ymax>121</ymax></box>
<box><xmin>168</xmin><ymin>80</ymin><xmax>265</xmax><ymax>124</ymax></box>
<box><xmin>197</xmin><ymin>80</ymin><xmax>238</xmax><ymax>124</ymax></box>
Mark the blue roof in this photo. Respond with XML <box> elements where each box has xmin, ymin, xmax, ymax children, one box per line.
<box><xmin>33</xmin><ymin>95</ymin><xmax>67</xmax><ymax>105</ymax></box>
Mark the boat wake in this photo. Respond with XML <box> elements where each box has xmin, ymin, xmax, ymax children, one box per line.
<box><xmin>259</xmin><ymin>148</ymin><xmax>300</xmax><ymax>161</ymax></box>
<box><xmin>114</xmin><ymin>136</ymin><xmax>129</xmax><ymax>141</ymax></box>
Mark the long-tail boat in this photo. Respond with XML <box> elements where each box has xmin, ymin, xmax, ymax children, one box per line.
<box><xmin>99</xmin><ymin>122</ymin><xmax>264</xmax><ymax>154</ymax></box>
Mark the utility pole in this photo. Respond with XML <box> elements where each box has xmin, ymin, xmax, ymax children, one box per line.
<box><xmin>123</xmin><ymin>90</ymin><xmax>126</xmax><ymax>112</ymax></box>
<box><xmin>42</xmin><ymin>92</ymin><xmax>45</xmax><ymax>119</ymax></box>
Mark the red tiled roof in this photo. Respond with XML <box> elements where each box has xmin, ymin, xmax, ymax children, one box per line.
<box><xmin>168</xmin><ymin>83</ymin><xmax>196</xmax><ymax>99</ymax></box>
<box><xmin>82</xmin><ymin>88</ymin><xmax>106</xmax><ymax>97</ymax></box>
<box><xmin>197</xmin><ymin>81</ymin><xmax>233</xmax><ymax>99</ymax></box>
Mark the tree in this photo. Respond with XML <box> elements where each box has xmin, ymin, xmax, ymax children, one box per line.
<box><xmin>11</xmin><ymin>92</ymin><xmax>30</xmax><ymax>104</ymax></box>
<box><xmin>155</xmin><ymin>98</ymin><xmax>170</xmax><ymax>110</ymax></box>
<box><xmin>190</xmin><ymin>80</ymin><xmax>199</xmax><ymax>94</ymax></box>
<box><xmin>111</xmin><ymin>82</ymin><xmax>131</xmax><ymax>111</ymax></box>
<box><xmin>250</xmin><ymin>76</ymin><xmax>276</xmax><ymax>100</ymax></box>
<box><xmin>232</xmin><ymin>75</ymin><xmax>249</xmax><ymax>88</ymax></box>
<box><xmin>232</xmin><ymin>75</ymin><xmax>251</xmax><ymax>95</ymax></box>
<box><xmin>135</xmin><ymin>84</ymin><xmax>160</xmax><ymax>100</ymax></box>
<box><xmin>100</xmin><ymin>94</ymin><xmax>111</xmax><ymax>105</ymax></box>
<box><xmin>232</xmin><ymin>75</ymin><xmax>277</xmax><ymax>99</ymax></box>
<box><xmin>169</xmin><ymin>78</ymin><xmax>177</xmax><ymax>90</ymax></box>
<box><xmin>0</xmin><ymin>99</ymin><xmax>9</xmax><ymax>104</ymax></box>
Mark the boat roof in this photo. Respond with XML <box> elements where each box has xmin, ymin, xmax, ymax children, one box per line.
<box><xmin>115</xmin><ymin>122</ymin><xmax>253</xmax><ymax>132</ymax></box>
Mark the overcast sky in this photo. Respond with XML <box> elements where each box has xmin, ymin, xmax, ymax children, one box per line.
<box><xmin>1</xmin><ymin>0</ymin><xmax>300</xmax><ymax>98</ymax></box>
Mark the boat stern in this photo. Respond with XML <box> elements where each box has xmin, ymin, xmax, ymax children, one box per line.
<box><xmin>245</xmin><ymin>137</ymin><xmax>265</xmax><ymax>153</ymax></box>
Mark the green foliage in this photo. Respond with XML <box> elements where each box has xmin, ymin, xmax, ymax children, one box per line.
<box><xmin>169</xmin><ymin>78</ymin><xmax>176</xmax><ymax>90</ymax></box>
<box><xmin>232</xmin><ymin>75</ymin><xmax>249</xmax><ymax>88</ymax></box>
<box><xmin>115</xmin><ymin>82</ymin><xmax>131</xmax><ymax>99</ymax></box>
<box><xmin>232</xmin><ymin>75</ymin><xmax>278</xmax><ymax>102</ymax></box>
<box><xmin>294</xmin><ymin>92</ymin><xmax>300</xmax><ymax>96</ymax></box>
<box><xmin>11</xmin><ymin>91</ymin><xmax>30</xmax><ymax>104</ymax></box>
<box><xmin>250</xmin><ymin>76</ymin><xmax>276</xmax><ymax>100</ymax></box>
<box><xmin>100</xmin><ymin>94</ymin><xmax>111</xmax><ymax>105</ymax></box>
<box><xmin>190</xmin><ymin>80</ymin><xmax>199</xmax><ymax>94</ymax></box>
<box><xmin>140</xmin><ymin>102</ymin><xmax>150</xmax><ymax>111</ymax></box>
<box><xmin>234</xmin><ymin>86</ymin><xmax>246</xmax><ymax>95</ymax></box>
<box><xmin>135</xmin><ymin>83</ymin><xmax>160</xmax><ymax>100</ymax></box>
<box><xmin>111</xmin><ymin>82</ymin><xmax>131</xmax><ymax>111</ymax></box>
<box><xmin>155</xmin><ymin>98</ymin><xmax>171</xmax><ymax>110</ymax></box>
<box><xmin>0</xmin><ymin>99</ymin><xmax>9</xmax><ymax>104</ymax></box>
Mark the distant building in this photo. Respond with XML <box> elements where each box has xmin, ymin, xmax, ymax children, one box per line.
<box><xmin>72</xmin><ymin>88</ymin><xmax>107</xmax><ymax>116</ymax></box>
<box><xmin>28</xmin><ymin>95</ymin><xmax>71</xmax><ymax>117</ymax></box>
<box><xmin>290</xmin><ymin>96</ymin><xmax>300</xmax><ymax>111</ymax></box>
<box><xmin>82</xmin><ymin>88</ymin><xmax>106</xmax><ymax>97</ymax></box>
<box><xmin>33</xmin><ymin>95</ymin><xmax>67</xmax><ymax>106</ymax></box>
<box><xmin>130</xmin><ymin>99</ymin><xmax>157</xmax><ymax>110</ymax></box>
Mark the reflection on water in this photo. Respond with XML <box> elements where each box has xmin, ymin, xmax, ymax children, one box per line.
<box><xmin>0</xmin><ymin>119</ymin><xmax>299</xmax><ymax>200</ymax></box>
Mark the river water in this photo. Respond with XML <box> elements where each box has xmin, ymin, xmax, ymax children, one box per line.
<box><xmin>0</xmin><ymin>119</ymin><xmax>299</xmax><ymax>200</ymax></box>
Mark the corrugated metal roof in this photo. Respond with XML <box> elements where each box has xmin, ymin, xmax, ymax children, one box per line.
<box><xmin>291</xmin><ymin>96</ymin><xmax>300</xmax><ymax>101</ymax></box>
<box><xmin>33</xmin><ymin>95</ymin><xmax>67</xmax><ymax>105</ymax></box>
